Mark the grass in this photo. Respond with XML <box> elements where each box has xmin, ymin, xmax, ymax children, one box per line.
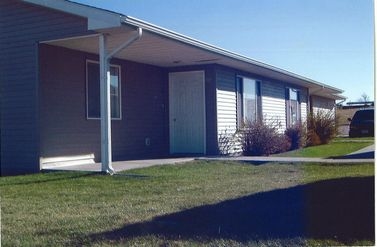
<box><xmin>334</xmin><ymin>136</ymin><xmax>375</xmax><ymax>142</ymax></box>
<box><xmin>276</xmin><ymin>137</ymin><xmax>374</xmax><ymax>158</ymax></box>
<box><xmin>0</xmin><ymin>160</ymin><xmax>374</xmax><ymax>246</ymax></box>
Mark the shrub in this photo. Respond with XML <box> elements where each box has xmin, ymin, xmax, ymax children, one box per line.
<box><xmin>285</xmin><ymin>124</ymin><xmax>306</xmax><ymax>150</ymax></box>
<box><xmin>241</xmin><ymin>119</ymin><xmax>290</xmax><ymax>156</ymax></box>
<box><xmin>307</xmin><ymin>110</ymin><xmax>337</xmax><ymax>146</ymax></box>
<box><xmin>306</xmin><ymin>130</ymin><xmax>321</xmax><ymax>146</ymax></box>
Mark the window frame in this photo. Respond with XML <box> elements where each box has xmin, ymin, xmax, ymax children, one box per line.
<box><xmin>286</xmin><ymin>87</ymin><xmax>301</xmax><ymax>127</ymax></box>
<box><xmin>86</xmin><ymin>59</ymin><xmax>122</xmax><ymax>120</ymax></box>
<box><xmin>236</xmin><ymin>76</ymin><xmax>261</xmax><ymax>128</ymax></box>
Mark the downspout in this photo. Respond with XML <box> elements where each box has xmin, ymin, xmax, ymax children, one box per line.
<box><xmin>99</xmin><ymin>27</ymin><xmax>143</xmax><ymax>174</ymax></box>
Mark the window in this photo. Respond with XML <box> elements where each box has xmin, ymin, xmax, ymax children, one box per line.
<box><xmin>86</xmin><ymin>60</ymin><xmax>121</xmax><ymax>119</ymax></box>
<box><xmin>237</xmin><ymin>76</ymin><xmax>260</xmax><ymax>126</ymax></box>
<box><xmin>286</xmin><ymin>88</ymin><xmax>300</xmax><ymax>126</ymax></box>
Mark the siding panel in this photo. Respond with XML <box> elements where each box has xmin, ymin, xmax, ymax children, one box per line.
<box><xmin>301</xmin><ymin>102</ymin><xmax>308</xmax><ymax>123</ymax></box>
<box><xmin>261</xmin><ymin>81</ymin><xmax>286</xmax><ymax>132</ymax></box>
<box><xmin>216</xmin><ymin>69</ymin><xmax>237</xmax><ymax>133</ymax></box>
<box><xmin>39</xmin><ymin>45</ymin><xmax>169</xmax><ymax>163</ymax></box>
<box><xmin>0</xmin><ymin>0</ymin><xmax>89</xmax><ymax>175</ymax></box>
<box><xmin>311</xmin><ymin>95</ymin><xmax>335</xmax><ymax>115</ymax></box>
<box><xmin>215</xmin><ymin>69</ymin><xmax>242</xmax><ymax>154</ymax></box>
<box><xmin>300</xmin><ymin>90</ymin><xmax>308</xmax><ymax>123</ymax></box>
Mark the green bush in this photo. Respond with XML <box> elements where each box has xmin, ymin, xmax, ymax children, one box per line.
<box><xmin>307</xmin><ymin>110</ymin><xmax>337</xmax><ymax>146</ymax></box>
<box><xmin>241</xmin><ymin>120</ymin><xmax>290</xmax><ymax>156</ymax></box>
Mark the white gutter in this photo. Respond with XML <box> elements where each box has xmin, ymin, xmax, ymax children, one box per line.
<box><xmin>99</xmin><ymin>27</ymin><xmax>143</xmax><ymax>174</ymax></box>
<box><xmin>106</xmin><ymin>27</ymin><xmax>143</xmax><ymax>59</ymax></box>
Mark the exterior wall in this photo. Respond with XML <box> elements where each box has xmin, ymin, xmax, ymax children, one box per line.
<box><xmin>203</xmin><ymin>67</ymin><xmax>218</xmax><ymax>155</ymax></box>
<box><xmin>0</xmin><ymin>0</ymin><xmax>89</xmax><ymax>175</ymax></box>
<box><xmin>214</xmin><ymin>66</ymin><xmax>314</xmax><ymax>154</ymax></box>
<box><xmin>39</xmin><ymin>45</ymin><xmax>169</xmax><ymax>162</ymax></box>
<box><xmin>300</xmin><ymin>89</ymin><xmax>308</xmax><ymax>124</ymax></box>
<box><xmin>216</xmin><ymin>70</ymin><xmax>237</xmax><ymax>134</ymax></box>
<box><xmin>301</xmin><ymin>103</ymin><xmax>308</xmax><ymax>123</ymax></box>
<box><xmin>261</xmin><ymin>81</ymin><xmax>286</xmax><ymax>132</ymax></box>
<box><xmin>215</xmin><ymin>68</ymin><xmax>242</xmax><ymax>154</ymax></box>
<box><xmin>262</xmin><ymin>81</ymin><xmax>308</xmax><ymax>131</ymax></box>
<box><xmin>311</xmin><ymin>95</ymin><xmax>336</xmax><ymax>115</ymax></box>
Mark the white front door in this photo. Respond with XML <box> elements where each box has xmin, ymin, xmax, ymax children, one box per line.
<box><xmin>169</xmin><ymin>71</ymin><xmax>206</xmax><ymax>154</ymax></box>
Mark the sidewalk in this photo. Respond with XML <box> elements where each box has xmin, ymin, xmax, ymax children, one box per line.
<box><xmin>43</xmin><ymin>144</ymin><xmax>374</xmax><ymax>173</ymax></box>
<box><xmin>202</xmin><ymin>144</ymin><xmax>375</xmax><ymax>164</ymax></box>
<box><xmin>199</xmin><ymin>154</ymin><xmax>374</xmax><ymax>165</ymax></box>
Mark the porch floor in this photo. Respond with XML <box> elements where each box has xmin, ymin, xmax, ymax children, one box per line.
<box><xmin>42</xmin><ymin>157</ymin><xmax>196</xmax><ymax>173</ymax></box>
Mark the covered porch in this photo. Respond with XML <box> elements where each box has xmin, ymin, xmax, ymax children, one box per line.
<box><xmin>39</xmin><ymin>16</ymin><xmax>344</xmax><ymax>173</ymax></box>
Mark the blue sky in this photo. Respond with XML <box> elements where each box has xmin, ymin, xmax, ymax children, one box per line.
<box><xmin>74</xmin><ymin>0</ymin><xmax>374</xmax><ymax>102</ymax></box>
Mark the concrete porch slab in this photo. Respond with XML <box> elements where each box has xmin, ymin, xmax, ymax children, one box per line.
<box><xmin>42</xmin><ymin>157</ymin><xmax>196</xmax><ymax>172</ymax></box>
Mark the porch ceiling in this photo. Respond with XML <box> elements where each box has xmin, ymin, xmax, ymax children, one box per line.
<box><xmin>42</xmin><ymin>23</ymin><xmax>344</xmax><ymax>100</ymax></box>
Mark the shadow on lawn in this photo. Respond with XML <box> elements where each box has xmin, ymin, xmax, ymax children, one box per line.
<box><xmin>90</xmin><ymin>176</ymin><xmax>374</xmax><ymax>245</ymax></box>
<box><xmin>331</xmin><ymin>151</ymin><xmax>375</xmax><ymax>159</ymax></box>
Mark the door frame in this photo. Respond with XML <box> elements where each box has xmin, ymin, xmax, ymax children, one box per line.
<box><xmin>168</xmin><ymin>70</ymin><xmax>206</xmax><ymax>154</ymax></box>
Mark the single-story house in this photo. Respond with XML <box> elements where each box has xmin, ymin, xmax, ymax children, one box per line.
<box><xmin>0</xmin><ymin>0</ymin><xmax>344</xmax><ymax>175</ymax></box>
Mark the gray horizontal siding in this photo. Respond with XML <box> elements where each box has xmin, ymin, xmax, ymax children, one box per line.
<box><xmin>39</xmin><ymin>45</ymin><xmax>168</xmax><ymax>163</ymax></box>
<box><xmin>300</xmin><ymin>89</ymin><xmax>308</xmax><ymax>123</ymax></box>
<box><xmin>216</xmin><ymin>70</ymin><xmax>237</xmax><ymax>132</ymax></box>
<box><xmin>301</xmin><ymin>103</ymin><xmax>308</xmax><ymax>123</ymax></box>
<box><xmin>216</xmin><ymin>69</ymin><xmax>242</xmax><ymax>154</ymax></box>
<box><xmin>261</xmin><ymin>81</ymin><xmax>286</xmax><ymax>132</ymax></box>
<box><xmin>0</xmin><ymin>0</ymin><xmax>89</xmax><ymax>175</ymax></box>
<box><xmin>311</xmin><ymin>95</ymin><xmax>335</xmax><ymax>115</ymax></box>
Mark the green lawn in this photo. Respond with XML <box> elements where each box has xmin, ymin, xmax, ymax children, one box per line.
<box><xmin>334</xmin><ymin>137</ymin><xmax>375</xmax><ymax>142</ymax></box>
<box><xmin>1</xmin><ymin>161</ymin><xmax>374</xmax><ymax>246</ymax></box>
<box><xmin>276</xmin><ymin>138</ymin><xmax>374</xmax><ymax>158</ymax></box>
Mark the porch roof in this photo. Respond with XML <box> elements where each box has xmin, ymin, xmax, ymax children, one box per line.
<box><xmin>41</xmin><ymin>14</ymin><xmax>345</xmax><ymax>100</ymax></box>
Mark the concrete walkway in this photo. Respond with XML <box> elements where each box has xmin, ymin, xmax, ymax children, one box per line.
<box><xmin>43</xmin><ymin>144</ymin><xmax>375</xmax><ymax>173</ymax></box>
<box><xmin>203</xmin><ymin>144</ymin><xmax>375</xmax><ymax>164</ymax></box>
<box><xmin>348</xmin><ymin>144</ymin><xmax>374</xmax><ymax>155</ymax></box>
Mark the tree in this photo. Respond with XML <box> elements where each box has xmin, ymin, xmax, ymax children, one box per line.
<box><xmin>358</xmin><ymin>93</ymin><xmax>370</xmax><ymax>102</ymax></box>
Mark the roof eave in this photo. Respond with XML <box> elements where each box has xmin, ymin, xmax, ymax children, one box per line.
<box><xmin>121</xmin><ymin>16</ymin><xmax>344</xmax><ymax>96</ymax></box>
<box><xmin>32</xmin><ymin>1</ymin><xmax>344</xmax><ymax>99</ymax></box>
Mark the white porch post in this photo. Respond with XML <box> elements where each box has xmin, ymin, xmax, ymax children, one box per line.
<box><xmin>98</xmin><ymin>28</ymin><xmax>142</xmax><ymax>174</ymax></box>
<box><xmin>99</xmin><ymin>34</ymin><xmax>114</xmax><ymax>174</ymax></box>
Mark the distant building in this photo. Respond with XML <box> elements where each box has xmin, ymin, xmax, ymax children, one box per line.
<box><xmin>338</xmin><ymin>101</ymin><xmax>374</xmax><ymax>110</ymax></box>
